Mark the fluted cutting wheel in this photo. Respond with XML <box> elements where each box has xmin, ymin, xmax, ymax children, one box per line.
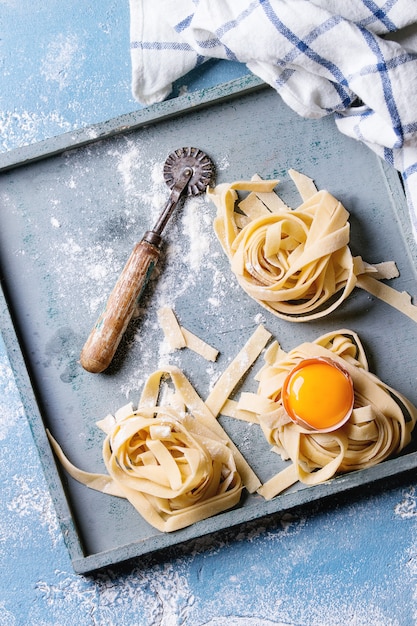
<box><xmin>163</xmin><ymin>147</ymin><xmax>214</xmax><ymax>197</ymax></box>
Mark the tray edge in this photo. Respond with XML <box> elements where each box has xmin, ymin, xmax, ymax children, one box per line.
<box><xmin>0</xmin><ymin>74</ymin><xmax>266</xmax><ymax>173</ymax></box>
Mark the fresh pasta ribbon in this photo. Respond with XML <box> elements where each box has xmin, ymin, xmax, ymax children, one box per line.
<box><xmin>252</xmin><ymin>330</ymin><xmax>417</xmax><ymax>500</ymax></box>
<box><xmin>207</xmin><ymin>171</ymin><xmax>416</xmax><ymax>322</ymax></box>
<box><xmin>157</xmin><ymin>306</ymin><xmax>219</xmax><ymax>361</ymax></box>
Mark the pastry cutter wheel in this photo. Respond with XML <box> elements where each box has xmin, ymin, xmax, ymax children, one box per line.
<box><xmin>80</xmin><ymin>147</ymin><xmax>214</xmax><ymax>373</ymax></box>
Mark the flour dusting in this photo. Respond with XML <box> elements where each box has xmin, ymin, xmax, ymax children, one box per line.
<box><xmin>34</xmin><ymin>553</ymin><xmax>194</xmax><ymax>625</ymax></box>
<box><xmin>0</xmin><ymin>110</ymin><xmax>73</xmax><ymax>152</ymax></box>
<box><xmin>394</xmin><ymin>487</ymin><xmax>417</xmax><ymax>518</ymax></box>
<box><xmin>40</xmin><ymin>34</ymin><xmax>84</xmax><ymax>90</ymax></box>
<box><xmin>0</xmin><ymin>359</ymin><xmax>24</xmax><ymax>441</ymax></box>
<box><xmin>116</xmin><ymin>141</ymin><xmax>144</xmax><ymax>195</ymax></box>
<box><xmin>181</xmin><ymin>196</ymin><xmax>212</xmax><ymax>272</ymax></box>
<box><xmin>7</xmin><ymin>475</ymin><xmax>60</xmax><ymax>546</ymax></box>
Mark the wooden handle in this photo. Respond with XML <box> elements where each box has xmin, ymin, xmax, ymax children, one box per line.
<box><xmin>80</xmin><ymin>237</ymin><xmax>160</xmax><ymax>373</ymax></box>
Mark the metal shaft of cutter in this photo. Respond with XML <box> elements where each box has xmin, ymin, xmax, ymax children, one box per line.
<box><xmin>143</xmin><ymin>167</ymin><xmax>193</xmax><ymax>246</ymax></box>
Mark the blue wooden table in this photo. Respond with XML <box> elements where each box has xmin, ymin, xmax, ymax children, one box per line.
<box><xmin>1</xmin><ymin>3</ymin><xmax>417</xmax><ymax>625</ymax></box>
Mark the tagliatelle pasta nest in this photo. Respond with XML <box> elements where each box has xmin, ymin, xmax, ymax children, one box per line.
<box><xmin>48</xmin><ymin>369</ymin><xmax>241</xmax><ymax>532</ymax></box>
<box><xmin>246</xmin><ymin>329</ymin><xmax>417</xmax><ymax>499</ymax></box>
<box><xmin>47</xmin><ymin>327</ymin><xmax>272</xmax><ymax>532</ymax></box>
<box><xmin>207</xmin><ymin>170</ymin><xmax>417</xmax><ymax>322</ymax></box>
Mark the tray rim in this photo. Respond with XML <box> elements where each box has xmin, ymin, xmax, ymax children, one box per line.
<box><xmin>1</xmin><ymin>75</ymin><xmax>417</xmax><ymax>574</ymax></box>
<box><xmin>0</xmin><ymin>74</ymin><xmax>266</xmax><ymax>173</ymax></box>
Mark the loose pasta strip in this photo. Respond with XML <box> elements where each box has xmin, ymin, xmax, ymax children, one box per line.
<box><xmin>246</xmin><ymin>329</ymin><xmax>417</xmax><ymax>500</ymax></box>
<box><xmin>207</xmin><ymin>172</ymin><xmax>417</xmax><ymax>323</ymax></box>
<box><xmin>205</xmin><ymin>324</ymin><xmax>271</xmax><ymax>418</ymax></box>
<box><xmin>158</xmin><ymin>306</ymin><xmax>219</xmax><ymax>361</ymax></box>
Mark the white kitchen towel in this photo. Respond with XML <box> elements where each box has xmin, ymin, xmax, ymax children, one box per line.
<box><xmin>129</xmin><ymin>0</ymin><xmax>417</xmax><ymax>239</ymax></box>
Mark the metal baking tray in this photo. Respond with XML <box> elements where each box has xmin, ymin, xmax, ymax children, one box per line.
<box><xmin>1</xmin><ymin>75</ymin><xmax>417</xmax><ymax>573</ymax></box>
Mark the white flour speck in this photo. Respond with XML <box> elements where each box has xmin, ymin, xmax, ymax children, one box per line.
<box><xmin>7</xmin><ymin>475</ymin><xmax>60</xmax><ymax>546</ymax></box>
<box><xmin>40</xmin><ymin>34</ymin><xmax>84</xmax><ymax>90</ymax></box>
<box><xmin>181</xmin><ymin>197</ymin><xmax>211</xmax><ymax>272</ymax></box>
<box><xmin>394</xmin><ymin>487</ymin><xmax>417</xmax><ymax>518</ymax></box>
<box><xmin>217</xmin><ymin>155</ymin><xmax>231</xmax><ymax>171</ymax></box>
<box><xmin>66</xmin><ymin>176</ymin><xmax>76</xmax><ymax>189</ymax></box>
<box><xmin>254</xmin><ymin>312</ymin><xmax>266</xmax><ymax>325</ymax></box>
<box><xmin>151</xmin><ymin>161</ymin><xmax>165</xmax><ymax>186</ymax></box>
<box><xmin>116</xmin><ymin>142</ymin><xmax>143</xmax><ymax>193</ymax></box>
<box><xmin>61</xmin><ymin>238</ymin><xmax>82</xmax><ymax>255</ymax></box>
<box><xmin>87</xmin><ymin>264</ymin><xmax>109</xmax><ymax>281</ymax></box>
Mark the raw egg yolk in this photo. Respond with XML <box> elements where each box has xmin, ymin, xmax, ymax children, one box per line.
<box><xmin>282</xmin><ymin>358</ymin><xmax>354</xmax><ymax>431</ymax></box>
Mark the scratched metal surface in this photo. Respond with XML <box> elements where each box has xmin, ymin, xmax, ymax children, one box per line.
<box><xmin>1</xmin><ymin>76</ymin><xmax>417</xmax><ymax>573</ymax></box>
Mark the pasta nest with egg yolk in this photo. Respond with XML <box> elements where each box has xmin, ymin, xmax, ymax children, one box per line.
<box><xmin>255</xmin><ymin>330</ymin><xmax>417</xmax><ymax>496</ymax></box>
